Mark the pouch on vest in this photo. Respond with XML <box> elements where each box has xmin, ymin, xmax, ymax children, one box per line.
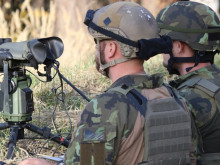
<box><xmin>110</xmin><ymin>84</ymin><xmax>194</xmax><ymax>165</ymax></box>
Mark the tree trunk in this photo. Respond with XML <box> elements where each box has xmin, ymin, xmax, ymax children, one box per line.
<box><xmin>141</xmin><ymin>0</ymin><xmax>179</xmax><ymax>17</ymax></box>
<box><xmin>31</xmin><ymin>0</ymin><xmax>44</xmax><ymax>8</ymax></box>
<box><xmin>53</xmin><ymin>0</ymin><xmax>99</xmax><ymax>65</ymax></box>
<box><xmin>54</xmin><ymin>0</ymin><xmax>99</xmax><ymax>35</ymax></box>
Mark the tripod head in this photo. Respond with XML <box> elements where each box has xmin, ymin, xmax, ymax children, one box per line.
<box><xmin>0</xmin><ymin>37</ymin><xmax>64</xmax><ymax>123</ymax></box>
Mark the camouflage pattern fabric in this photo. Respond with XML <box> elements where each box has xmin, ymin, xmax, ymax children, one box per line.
<box><xmin>170</xmin><ymin>64</ymin><xmax>220</xmax><ymax>153</ymax></box>
<box><xmin>64</xmin><ymin>73</ymin><xmax>164</xmax><ymax>165</ymax></box>
<box><xmin>156</xmin><ymin>1</ymin><xmax>220</xmax><ymax>51</ymax></box>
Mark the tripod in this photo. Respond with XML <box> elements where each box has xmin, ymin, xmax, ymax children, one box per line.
<box><xmin>0</xmin><ymin>66</ymin><xmax>72</xmax><ymax>159</ymax></box>
<box><xmin>0</xmin><ymin>122</ymin><xmax>69</xmax><ymax>159</ymax></box>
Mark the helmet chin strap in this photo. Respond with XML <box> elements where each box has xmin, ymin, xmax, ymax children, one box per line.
<box><xmin>167</xmin><ymin>50</ymin><xmax>216</xmax><ymax>75</ymax></box>
<box><xmin>99</xmin><ymin>57</ymin><xmax>131</xmax><ymax>71</ymax></box>
<box><xmin>167</xmin><ymin>52</ymin><xmax>180</xmax><ymax>75</ymax></box>
<box><xmin>96</xmin><ymin>39</ymin><xmax>132</xmax><ymax>73</ymax></box>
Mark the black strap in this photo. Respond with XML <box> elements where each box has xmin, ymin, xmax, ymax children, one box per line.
<box><xmin>186</xmin><ymin>54</ymin><xmax>201</xmax><ymax>72</ymax></box>
<box><xmin>163</xmin><ymin>83</ymin><xmax>185</xmax><ymax>109</ymax></box>
<box><xmin>126</xmin><ymin>89</ymin><xmax>147</xmax><ymax>117</ymax></box>
<box><xmin>208</xmin><ymin>26</ymin><xmax>220</xmax><ymax>41</ymax></box>
<box><xmin>86</xmin><ymin>20</ymin><xmax>138</xmax><ymax>48</ymax></box>
<box><xmin>136</xmin><ymin>35</ymin><xmax>172</xmax><ymax>60</ymax></box>
<box><xmin>167</xmin><ymin>51</ymin><xmax>180</xmax><ymax>75</ymax></box>
<box><xmin>209</xmin><ymin>33</ymin><xmax>220</xmax><ymax>41</ymax></box>
<box><xmin>172</xmin><ymin>52</ymin><xmax>215</xmax><ymax>64</ymax></box>
<box><xmin>167</xmin><ymin>50</ymin><xmax>215</xmax><ymax>74</ymax></box>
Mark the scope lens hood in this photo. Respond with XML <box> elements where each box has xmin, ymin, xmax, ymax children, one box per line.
<box><xmin>0</xmin><ymin>36</ymin><xmax>64</xmax><ymax>70</ymax></box>
<box><xmin>28</xmin><ymin>40</ymin><xmax>47</xmax><ymax>64</ymax></box>
<box><xmin>38</xmin><ymin>37</ymin><xmax>64</xmax><ymax>61</ymax></box>
<box><xmin>28</xmin><ymin>37</ymin><xmax>64</xmax><ymax>67</ymax></box>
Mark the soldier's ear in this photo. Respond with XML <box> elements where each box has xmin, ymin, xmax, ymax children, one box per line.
<box><xmin>173</xmin><ymin>40</ymin><xmax>184</xmax><ymax>56</ymax></box>
<box><xmin>105</xmin><ymin>40</ymin><xmax>117</xmax><ymax>59</ymax></box>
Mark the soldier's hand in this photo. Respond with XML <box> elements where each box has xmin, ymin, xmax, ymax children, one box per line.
<box><xmin>18</xmin><ymin>158</ymin><xmax>56</xmax><ymax>165</ymax></box>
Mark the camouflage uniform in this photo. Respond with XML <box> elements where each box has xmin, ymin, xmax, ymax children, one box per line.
<box><xmin>170</xmin><ymin>64</ymin><xmax>220</xmax><ymax>153</ymax></box>
<box><xmin>64</xmin><ymin>73</ymin><xmax>164</xmax><ymax>165</ymax></box>
<box><xmin>156</xmin><ymin>1</ymin><xmax>220</xmax><ymax>156</ymax></box>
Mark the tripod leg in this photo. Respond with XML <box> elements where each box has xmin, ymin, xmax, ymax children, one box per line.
<box><xmin>0</xmin><ymin>123</ymin><xmax>9</xmax><ymax>130</ymax></box>
<box><xmin>6</xmin><ymin>126</ymin><xmax>19</xmax><ymax>159</ymax></box>
<box><xmin>25</xmin><ymin>123</ymin><xmax>69</xmax><ymax>147</ymax></box>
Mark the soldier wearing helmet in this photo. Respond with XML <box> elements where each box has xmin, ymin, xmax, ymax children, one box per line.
<box><xmin>63</xmin><ymin>2</ymin><xmax>194</xmax><ymax>165</ymax></box>
<box><xmin>156</xmin><ymin>1</ymin><xmax>220</xmax><ymax>164</ymax></box>
<box><xmin>19</xmin><ymin>2</ymin><xmax>195</xmax><ymax>165</ymax></box>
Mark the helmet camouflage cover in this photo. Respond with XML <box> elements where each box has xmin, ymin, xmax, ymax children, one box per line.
<box><xmin>156</xmin><ymin>1</ymin><xmax>220</xmax><ymax>51</ymax></box>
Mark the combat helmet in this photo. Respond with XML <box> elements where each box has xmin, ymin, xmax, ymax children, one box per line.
<box><xmin>84</xmin><ymin>2</ymin><xmax>160</xmax><ymax>72</ymax></box>
<box><xmin>156</xmin><ymin>1</ymin><xmax>220</xmax><ymax>74</ymax></box>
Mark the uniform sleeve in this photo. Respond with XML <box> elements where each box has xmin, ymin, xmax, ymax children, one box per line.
<box><xmin>64</xmin><ymin>92</ymin><xmax>131</xmax><ymax>165</ymax></box>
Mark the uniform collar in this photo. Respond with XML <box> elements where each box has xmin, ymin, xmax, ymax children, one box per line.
<box><xmin>108</xmin><ymin>73</ymin><xmax>164</xmax><ymax>90</ymax></box>
<box><xmin>170</xmin><ymin>64</ymin><xmax>220</xmax><ymax>88</ymax></box>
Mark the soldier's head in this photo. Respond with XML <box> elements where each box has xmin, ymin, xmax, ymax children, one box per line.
<box><xmin>84</xmin><ymin>2</ymin><xmax>159</xmax><ymax>77</ymax></box>
<box><xmin>156</xmin><ymin>1</ymin><xmax>220</xmax><ymax>75</ymax></box>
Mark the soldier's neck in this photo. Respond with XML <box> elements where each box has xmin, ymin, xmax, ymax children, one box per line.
<box><xmin>178</xmin><ymin>62</ymin><xmax>211</xmax><ymax>76</ymax></box>
<box><xmin>109</xmin><ymin>61</ymin><xmax>145</xmax><ymax>83</ymax></box>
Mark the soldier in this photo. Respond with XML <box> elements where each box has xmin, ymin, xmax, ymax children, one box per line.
<box><xmin>19</xmin><ymin>2</ymin><xmax>195</xmax><ymax>165</ymax></box>
<box><xmin>156</xmin><ymin>1</ymin><xmax>220</xmax><ymax>164</ymax></box>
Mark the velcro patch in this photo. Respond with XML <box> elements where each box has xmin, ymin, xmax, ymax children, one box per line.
<box><xmin>104</xmin><ymin>17</ymin><xmax>111</xmax><ymax>26</ymax></box>
<box><xmin>83</xmin><ymin>127</ymin><xmax>105</xmax><ymax>142</ymax></box>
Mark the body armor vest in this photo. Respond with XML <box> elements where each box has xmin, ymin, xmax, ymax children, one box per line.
<box><xmin>177</xmin><ymin>77</ymin><xmax>220</xmax><ymax>165</ymax></box>
<box><xmin>110</xmin><ymin>84</ymin><xmax>194</xmax><ymax>165</ymax></box>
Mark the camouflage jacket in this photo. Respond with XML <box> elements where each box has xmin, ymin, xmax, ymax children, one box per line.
<box><xmin>170</xmin><ymin>64</ymin><xmax>220</xmax><ymax>153</ymax></box>
<box><xmin>64</xmin><ymin>73</ymin><xmax>164</xmax><ymax>165</ymax></box>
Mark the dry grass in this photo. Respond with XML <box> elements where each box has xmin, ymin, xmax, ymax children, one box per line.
<box><xmin>0</xmin><ymin>0</ymin><xmax>56</xmax><ymax>41</ymax></box>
